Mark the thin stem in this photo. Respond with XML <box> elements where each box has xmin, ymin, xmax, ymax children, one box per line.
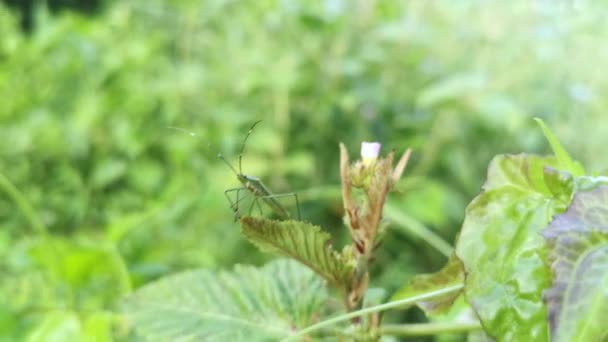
<box><xmin>381</xmin><ymin>321</ymin><xmax>482</xmax><ymax>336</ymax></box>
<box><xmin>384</xmin><ymin>203</ymin><xmax>452</xmax><ymax>257</ymax></box>
<box><xmin>0</xmin><ymin>171</ymin><xmax>46</xmax><ymax>235</ymax></box>
<box><xmin>108</xmin><ymin>244</ymin><xmax>133</xmax><ymax>294</ymax></box>
<box><xmin>294</xmin><ymin>185</ymin><xmax>341</xmax><ymax>202</ymax></box>
<box><xmin>0</xmin><ymin>172</ymin><xmax>64</xmax><ymax>287</ymax></box>
<box><xmin>281</xmin><ymin>283</ymin><xmax>464</xmax><ymax>341</ymax></box>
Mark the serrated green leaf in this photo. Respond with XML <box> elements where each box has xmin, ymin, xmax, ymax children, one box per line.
<box><xmin>534</xmin><ymin>118</ymin><xmax>585</xmax><ymax>177</ymax></box>
<box><xmin>391</xmin><ymin>253</ymin><xmax>464</xmax><ymax>315</ymax></box>
<box><xmin>240</xmin><ymin>216</ymin><xmax>354</xmax><ymax>288</ymax></box>
<box><xmin>455</xmin><ymin>154</ymin><xmax>574</xmax><ymax>341</ymax></box>
<box><xmin>542</xmin><ymin>186</ymin><xmax>608</xmax><ymax>342</ymax></box>
<box><xmin>122</xmin><ymin>259</ymin><xmax>330</xmax><ymax>341</ymax></box>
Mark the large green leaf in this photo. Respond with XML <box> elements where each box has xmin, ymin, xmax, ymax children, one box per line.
<box><xmin>122</xmin><ymin>259</ymin><xmax>330</xmax><ymax>341</ymax></box>
<box><xmin>391</xmin><ymin>253</ymin><xmax>464</xmax><ymax>315</ymax></box>
<box><xmin>240</xmin><ymin>217</ymin><xmax>355</xmax><ymax>289</ymax></box>
<box><xmin>542</xmin><ymin>186</ymin><xmax>608</xmax><ymax>342</ymax></box>
<box><xmin>455</xmin><ymin>154</ymin><xmax>573</xmax><ymax>341</ymax></box>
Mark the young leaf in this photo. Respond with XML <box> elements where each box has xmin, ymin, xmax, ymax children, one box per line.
<box><xmin>534</xmin><ymin>118</ymin><xmax>585</xmax><ymax>177</ymax></box>
<box><xmin>455</xmin><ymin>154</ymin><xmax>573</xmax><ymax>341</ymax></box>
<box><xmin>542</xmin><ymin>186</ymin><xmax>608</xmax><ymax>342</ymax></box>
<box><xmin>122</xmin><ymin>259</ymin><xmax>330</xmax><ymax>341</ymax></box>
<box><xmin>240</xmin><ymin>217</ymin><xmax>355</xmax><ymax>289</ymax></box>
<box><xmin>391</xmin><ymin>253</ymin><xmax>464</xmax><ymax>315</ymax></box>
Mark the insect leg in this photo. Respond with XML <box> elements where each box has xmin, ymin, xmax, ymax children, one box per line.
<box><xmin>293</xmin><ymin>193</ymin><xmax>301</xmax><ymax>220</ymax></box>
<box><xmin>224</xmin><ymin>187</ymin><xmax>244</xmax><ymax>210</ymax></box>
<box><xmin>260</xmin><ymin>192</ymin><xmax>301</xmax><ymax>220</ymax></box>
<box><xmin>248</xmin><ymin>197</ymin><xmax>261</xmax><ymax>216</ymax></box>
<box><xmin>224</xmin><ymin>187</ymin><xmax>247</xmax><ymax>220</ymax></box>
<box><xmin>233</xmin><ymin>189</ymin><xmax>255</xmax><ymax>211</ymax></box>
<box><xmin>255</xmin><ymin>198</ymin><xmax>264</xmax><ymax>215</ymax></box>
<box><xmin>234</xmin><ymin>188</ymin><xmax>242</xmax><ymax>211</ymax></box>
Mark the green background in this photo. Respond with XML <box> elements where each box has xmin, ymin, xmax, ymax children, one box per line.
<box><xmin>1</xmin><ymin>1</ymin><xmax>606</xmax><ymax>340</ymax></box>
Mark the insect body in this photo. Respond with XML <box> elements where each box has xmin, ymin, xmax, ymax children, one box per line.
<box><xmin>225</xmin><ymin>174</ymin><xmax>296</xmax><ymax>220</ymax></box>
<box><xmin>170</xmin><ymin>121</ymin><xmax>300</xmax><ymax>221</ymax></box>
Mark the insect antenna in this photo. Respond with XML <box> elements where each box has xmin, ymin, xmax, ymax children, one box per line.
<box><xmin>167</xmin><ymin>126</ymin><xmax>240</xmax><ymax>176</ymax></box>
<box><xmin>238</xmin><ymin>120</ymin><xmax>263</xmax><ymax>174</ymax></box>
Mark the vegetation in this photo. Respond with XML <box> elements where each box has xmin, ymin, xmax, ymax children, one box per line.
<box><xmin>0</xmin><ymin>1</ymin><xmax>607</xmax><ymax>341</ymax></box>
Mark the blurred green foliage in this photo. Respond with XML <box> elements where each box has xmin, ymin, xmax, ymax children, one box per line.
<box><xmin>0</xmin><ymin>0</ymin><xmax>607</xmax><ymax>340</ymax></box>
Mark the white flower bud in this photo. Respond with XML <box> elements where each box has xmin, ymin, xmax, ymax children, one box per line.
<box><xmin>361</xmin><ymin>142</ymin><xmax>381</xmax><ymax>166</ymax></box>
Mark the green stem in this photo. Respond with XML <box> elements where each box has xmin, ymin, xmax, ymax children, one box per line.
<box><xmin>381</xmin><ymin>321</ymin><xmax>481</xmax><ymax>336</ymax></box>
<box><xmin>295</xmin><ymin>185</ymin><xmax>342</xmax><ymax>202</ymax></box>
<box><xmin>108</xmin><ymin>244</ymin><xmax>133</xmax><ymax>293</ymax></box>
<box><xmin>0</xmin><ymin>172</ymin><xmax>65</xmax><ymax>289</ymax></box>
<box><xmin>384</xmin><ymin>203</ymin><xmax>452</xmax><ymax>257</ymax></box>
<box><xmin>0</xmin><ymin>171</ymin><xmax>46</xmax><ymax>235</ymax></box>
<box><xmin>281</xmin><ymin>283</ymin><xmax>464</xmax><ymax>341</ymax></box>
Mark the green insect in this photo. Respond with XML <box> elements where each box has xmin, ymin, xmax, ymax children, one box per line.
<box><xmin>170</xmin><ymin>121</ymin><xmax>301</xmax><ymax>221</ymax></box>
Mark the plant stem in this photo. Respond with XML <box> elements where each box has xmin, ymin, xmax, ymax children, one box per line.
<box><xmin>281</xmin><ymin>283</ymin><xmax>463</xmax><ymax>341</ymax></box>
<box><xmin>296</xmin><ymin>185</ymin><xmax>342</xmax><ymax>202</ymax></box>
<box><xmin>0</xmin><ymin>171</ymin><xmax>46</xmax><ymax>235</ymax></box>
<box><xmin>381</xmin><ymin>321</ymin><xmax>481</xmax><ymax>336</ymax></box>
<box><xmin>384</xmin><ymin>203</ymin><xmax>453</xmax><ymax>257</ymax></box>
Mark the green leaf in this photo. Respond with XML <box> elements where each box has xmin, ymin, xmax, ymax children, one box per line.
<box><xmin>91</xmin><ymin>158</ymin><xmax>127</xmax><ymax>189</ymax></box>
<box><xmin>240</xmin><ymin>216</ymin><xmax>355</xmax><ymax>288</ymax></box>
<box><xmin>382</xmin><ymin>292</ymin><xmax>485</xmax><ymax>342</ymax></box>
<box><xmin>417</xmin><ymin>73</ymin><xmax>485</xmax><ymax>108</ymax></box>
<box><xmin>542</xmin><ymin>186</ymin><xmax>608</xmax><ymax>342</ymax></box>
<box><xmin>122</xmin><ymin>259</ymin><xmax>330</xmax><ymax>341</ymax></box>
<box><xmin>431</xmin><ymin>296</ymin><xmax>484</xmax><ymax>342</ymax></box>
<box><xmin>534</xmin><ymin>118</ymin><xmax>585</xmax><ymax>177</ymax></box>
<box><xmin>467</xmin><ymin>330</ymin><xmax>495</xmax><ymax>342</ymax></box>
<box><xmin>26</xmin><ymin>311</ymin><xmax>114</xmax><ymax>342</ymax></box>
<box><xmin>27</xmin><ymin>237</ymin><xmax>131</xmax><ymax>303</ymax></box>
<box><xmin>391</xmin><ymin>253</ymin><xmax>464</xmax><ymax>315</ymax></box>
<box><xmin>455</xmin><ymin>154</ymin><xmax>573</xmax><ymax>341</ymax></box>
<box><xmin>27</xmin><ymin>311</ymin><xmax>81</xmax><ymax>342</ymax></box>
